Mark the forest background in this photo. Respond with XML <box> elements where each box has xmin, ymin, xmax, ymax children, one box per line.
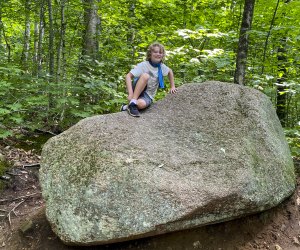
<box><xmin>0</xmin><ymin>0</ymin><xmax>299</xmax><ymax>157</ymax></box>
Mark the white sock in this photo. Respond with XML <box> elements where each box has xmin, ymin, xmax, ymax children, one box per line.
<box><xmin>130</xmin><ymin>99</ymin><xmax>137</xmax><ymax>105</ymax></box>
<box><xmin>121</xmin><ymin>104</ymin><xmax>128</xmax><ymax>111</ymax></box>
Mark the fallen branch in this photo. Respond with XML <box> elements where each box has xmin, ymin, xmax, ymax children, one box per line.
<box><xmin>0</xmin><ymin>175</ymin><xmax>10</xmax><ymax>181</ymax></box>
<box><xmin>7</xmin><ymin>200</ymin><xmax>25</xmax><ymax>226</ymax></box>
<box><xmin>23</xmin><ymin>163</ymin><xmax>40</xmax><ymax>168</ymax></box>
<box><xmin>6</xmin><ymin>172</ymin><xmax>22</xmax><ymax>176</ymax></box>
<box><xmin>0</xmin><ymin>192</ymin><xmax>41</xmax><ymax>203</ymax></box>
<box><xmin>35</xmin><ymin>128</ymin><xmax>57</xmax><ymax>136</ymax></box>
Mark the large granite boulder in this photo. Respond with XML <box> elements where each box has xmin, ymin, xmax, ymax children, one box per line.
<box><xmin>40</xmin><ymin>81</ymin><xmax>295</xmax><ymax>246</ymax></box>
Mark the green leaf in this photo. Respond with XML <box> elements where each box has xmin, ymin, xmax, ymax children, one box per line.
<box><xmin>0</xmin><ymin>129</ymin><xmax>12</xmax><ymax>139</ymax></box>
<box><xmin>0</xmin><ymin>108</ymin><xmax>11</xmax><ymax>115</ymax></box>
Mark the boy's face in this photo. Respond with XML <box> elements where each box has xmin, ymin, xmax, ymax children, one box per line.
<box><xmin>150</xmin><ymin>46</ymin><xmax>164</xmax><ymax>63</ymax></box>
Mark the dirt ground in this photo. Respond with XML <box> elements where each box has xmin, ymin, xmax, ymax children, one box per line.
<box><xmin>0</xmin><ymin>143</ymin><xmax>300</xmax><ymax>250</ymax></box>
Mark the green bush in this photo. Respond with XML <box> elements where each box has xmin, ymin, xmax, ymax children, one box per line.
<box><xmin>285</xmin><ymin>126</ymin><xmax>300</xmax><ymax>158</ymax></box>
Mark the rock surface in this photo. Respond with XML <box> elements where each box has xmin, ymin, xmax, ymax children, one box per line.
<box><xmin>40</xmin><ymin>81</ymin><xmax>295</xmax><ymax>246</ymax></box>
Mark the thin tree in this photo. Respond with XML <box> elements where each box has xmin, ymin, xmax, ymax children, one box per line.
<box><xmin>0</xmin><ymin>2</ymin><xmax>11</xmax><ymax>63</ymax></box>
<box><xmin>276</xmin><ymin>0</ymin><xmax>291</xmax><ymax>127</ymax></box>
<box><xmin>47</xmin><ymin>0</ymin><xmax>55</xmax><ymax>78</ymax></box>
<box><xmin>261</xmin><ymin>0</ymin><xmax>280</xmax><ymax>74</ymax></box>
<box><xmin>127</xmin><ymin>0</ymin><xmax>136</xmax><ymax>63</ymax></box>
<box><xmin>234</xmin><ymin>0</ymin><xmax>255</xmax><ymax>85</ymax></box>
<box><xmin>56</xmin><ymin>0</ymin><xmax>67</xmax><ymax>82</ymax></box>
<box><xmin>33</xmin><ymin>6</ymin><xmax>39</xmax><ymax>75</ymax></box>
<box><xmin>21</xmin><ymin>0</ymin><xmax>31</xmax><ymax>71</ymax></box>
<box><xmin>57</xmin><ymin>0</ymin><xmax>67</xmax><ymax>123</ymax></box>
<box><xmin>276</xmin><ymin>37</ymin><xmax>288</xmax><ymax>126</ymax></box>
<box><xmin>0</xmin><ymin>1</ymin><xmax>2</xmax><ymax>48</ymax></box>
<box><xmin>37</xmin><ymin>0</ymin><xmax>45</xmax><ymax>77</ymax></box>
<box><xmin>46</xmin><ymin>0</ymin><xmax>55</xmax><ymax>114</ymax></box>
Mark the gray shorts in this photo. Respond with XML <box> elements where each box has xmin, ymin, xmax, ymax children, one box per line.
<box><xmin>133</xmin><ymin>78</ymin><xmax>152</xmax><ymax>108</ymax></box>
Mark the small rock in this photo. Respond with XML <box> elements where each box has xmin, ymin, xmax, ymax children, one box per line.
<box><xmin>293</xmin><ymin>236</ymin><xmax>300</xmax><ymax>245</ymax></box>
<box><xmin>193</xmin><ymin>241</ymin><xmax>201</xmax><ymax>249</ymax></box>
<box><xmin>280</xmin><ymin>224</ymin><xmax>286</xmax><ymax>231</ymax></box>
<box><xmin>20</xmin><ymin>219</ymin><xmax>33</xmax><ymax>233</ymax></box>
<box><xmin>274</xmin><ymin>244</ymin><xmax>282</xmax><ymax>250</ymax></box>
<box><xmin>0</xmin><ymin>153</ymin><xmax>6</xmax><ymax>162</ymax></box>
<box><xmin>296</xmin><ymin>197</ymin><xmax>300</xmax><ymax>206</ymax></box>
<box><xmin>0</xmin><ymin>175</ymin><xmax>10</xmax><ymax>181</ymax></box>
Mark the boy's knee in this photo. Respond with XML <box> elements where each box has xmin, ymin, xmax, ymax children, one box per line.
<box><xmin>137</xmin><ymin>99</ymin><xmax>147</xmax><ymax>109</ymax></box>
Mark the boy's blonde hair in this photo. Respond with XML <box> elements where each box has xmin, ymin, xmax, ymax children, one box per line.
<box><xmin>146</xmin><ymin>42</ymin><xmax>166</xmax><ymax>61</ymax></box>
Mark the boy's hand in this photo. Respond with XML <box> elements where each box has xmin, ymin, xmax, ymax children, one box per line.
<box><xmin>170</xmin><ymin>87</ymin><xmax>177</xmax><ymax>94</ymax></box>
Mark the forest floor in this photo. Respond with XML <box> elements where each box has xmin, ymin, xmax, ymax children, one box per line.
<box><xmin>0</xmin><ymin>140</ymin><xmax>300</xmax><ymax>250</ymax></box>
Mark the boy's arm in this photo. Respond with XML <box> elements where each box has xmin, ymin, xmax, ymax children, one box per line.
<box><xmin>125</xmin><ymin>72</ymin><xmax>134</xmax><ymax>101</ymax></box>
<box><xmin>168</xmin><ymin>69</ymin><xmax>177</xmax><ymax>94</ymax></box>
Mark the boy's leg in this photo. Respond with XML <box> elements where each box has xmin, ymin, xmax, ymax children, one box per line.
<box><xmin>127</xmin><ymin>73</ymin><xmax>149</xmax><ymax>117</ymax></box>
<box><xmin>131</xmin><ymin>73</ymin><xmax>149</xmax><ymax>101</ymax></box>
<box><xmin>123</xmin><ymin>99</ymin><xmax>147</xmax><ymax>112</ymax></box>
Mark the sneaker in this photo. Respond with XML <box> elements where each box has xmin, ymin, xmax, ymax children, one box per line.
<box><xmin>127</xmin><ymin>102</ymin><xmax>140</xmax><ymax>117</ymax></box>
<box><xmin>120</xmin><ymin>103</ymin><xmax>127</xmax><ymax>111</ymax></box>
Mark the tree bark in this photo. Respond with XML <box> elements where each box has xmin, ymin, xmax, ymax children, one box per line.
<box><xmin>234</xmin><ymin>0</ymin><xmax>255</xmax><ymax>85</ymax></box>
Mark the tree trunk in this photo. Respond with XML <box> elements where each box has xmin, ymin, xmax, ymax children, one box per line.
<box><xmin>261</xmin><ymin>0</ymin><xmax>280</xmax><ymax>74</ymax></box>
<box><xmin>276</xmin><ymin>37</ymin><xmax>287</xmax><ymax>126</ymax></box>
<box><xmin>56</xmin><ymin>0</ymin><xmax>67</xmax><ymax>123</ymax></box>
<box><xmin>0</xmin><ymin>1</ymin><xmax>2</xmax><ymax>48</ymax></box>
<box><xmin>0</xmin><ymin>4</ymin><xmax>11</xmax><ymax>63</ymax></box>
<box><xmin>37</xmin><ymin>0</ymin><xmax>45</xmax><ymax>77</ymax></box>
<box><xmin>79</xmin><ymin>0</ymin><xmax>100</xmax><ymax>77</ymax></box>
<box><xmin>56</xmin><ymin>0</ymin><xmax>67</xmax><ymax>82</ymax></box>
<box><xmin>127</xmin><ymin>0</ymin><xmax>136</xmax><ymax>63</ymax></box>
<box><xmin>234</xmin><ymin>0</ymin><xmax>255</xmax><ymax>85</ymax></box>
<box><xmin>21</xmin><ymin>0</ymin><xmax>31</xmax><ymax>71</ymax></box>
<box><xmin>276</xmin><ymin>0</ymin><xmax>291</xmax><ymax>127</ymax></box>
<box><xmin>182</xmin><ymin>0</ymin><xmax>188</xmax><ymax>28</ymax></box>
<box><xmin>82</xmin><ymin>0</ymin><xmax>99</xmax><ymax>60</ymax></box>
<box><xmin>33</xmin><ymin>20</ymin><xmax>39</xmax><ymax>75</ymax></box>
<box><xmin>47</xmin><ymin>0</ymin><xmax>54</xmax><ymax>78</ymax></box>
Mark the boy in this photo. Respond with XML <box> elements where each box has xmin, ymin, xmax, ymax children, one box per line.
<box><xmin>122</xmin><ymin>43</ymin><xmax>177</xmax><ymax>117</ymax></box>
